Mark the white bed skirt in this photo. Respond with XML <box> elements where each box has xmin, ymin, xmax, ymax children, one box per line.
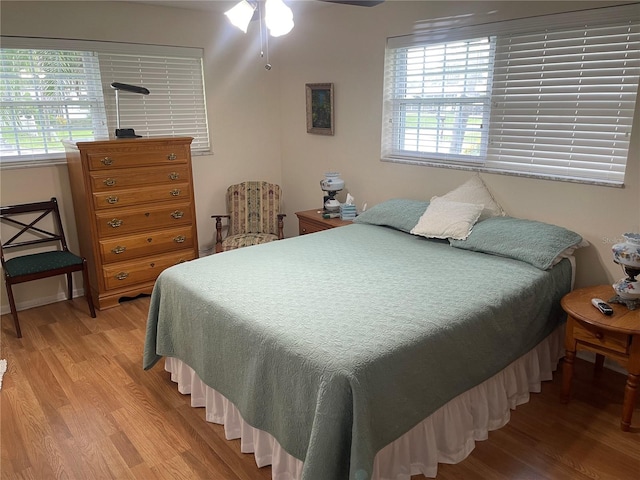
<box><xmin>165</xmin><ymin>325</ymin><xmax>565</xmax><ymax>480</ymax></box>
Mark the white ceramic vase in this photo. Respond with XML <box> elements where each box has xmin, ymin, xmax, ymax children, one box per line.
<box><xmin>612</xmin><ymin>232</ymin><xmax>640</xmax><ymax>269</ymax></box>
<box><xmin>320</xmin><ymin>172</ymin><xmax>345</xmax><ymax>192</ymax></box>
<box><xmin>612</xmin><ymin>233</ymin><xmax>640</xmax><ymax>300</ymax></box>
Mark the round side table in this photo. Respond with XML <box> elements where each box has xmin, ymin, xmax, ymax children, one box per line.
<box><xmin>561</xmin><ymin>285</ymin><xmax>640</xmax><ymax>431</ymax></box>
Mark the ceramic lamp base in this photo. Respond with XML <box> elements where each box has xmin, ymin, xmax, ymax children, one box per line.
<box><xmin>609</xmin><ymin>294</ymin><xmax>640</xmax><ymax>311</ymax></box>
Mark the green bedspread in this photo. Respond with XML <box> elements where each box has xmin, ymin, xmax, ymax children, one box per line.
<box><xmin>144</xmin><ymin>223</ymin><xmax>572</xmax><ymax>479</ymax></box>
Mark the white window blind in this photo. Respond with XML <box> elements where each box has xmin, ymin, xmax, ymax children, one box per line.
<box><xmin>0</xmin><ymin>48</ymin><xmax>108</xmax><ymax>163</ymax></box>
<box><xmin>1</xmin><ymin>37</ymin><xmax>210</xmax><ymax>167</ymax></box>
<box><xmin>486</xmin><ymin>23</ymin><xmax>639</xmax><ymax>185</ymax></box>
<box><xmin>382</xmin><ymin>4</ymin><xmax>640</xmax><ymax>186</ymax></box>
<box><xmin>99</xmin><ymin>52</ymin><xmax>209</xmax><ymax>154</ymax></box>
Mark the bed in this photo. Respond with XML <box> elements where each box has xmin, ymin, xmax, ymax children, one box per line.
<box><xmin>144</xmin><ymin>196</ymin><xmax>584</xmax><ymax>480</ymax></box>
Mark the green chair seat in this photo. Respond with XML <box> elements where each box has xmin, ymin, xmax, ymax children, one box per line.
<box><xmin>222</xmin><ymin>233</ymin><xmax>279</xmax><ymax>251</ymax></box>
<box><xmin>4</xmin><ymin>251</ymin><xmax>84</xmax><ymax>277</ymax></box>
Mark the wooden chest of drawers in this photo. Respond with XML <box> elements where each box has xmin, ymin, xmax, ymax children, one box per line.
<box><xmin>64</xmin><ymin>137</ymin><xmax>199</xmax><ymax>310</ymax></box>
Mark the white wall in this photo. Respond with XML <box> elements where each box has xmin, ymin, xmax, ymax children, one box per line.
<box><xmin>0</xmin><ymin>0</ymin><xmax>284</xmax><ymax>310</ymax></box>
<box><xmin>1</xmin><ymin>0</ymin><xmax>638</xmax><ymax>313</ymax></box>
<box><xmin>278</xmin><ymin>0</ymin><xmax>640</xmax><ymax>289</ymax></box>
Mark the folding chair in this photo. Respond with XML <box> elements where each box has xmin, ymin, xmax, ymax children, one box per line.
<box><xmin>0</xmin><ymin>197</ymin><xmax>96</xmax><ymax>337</ymax></box>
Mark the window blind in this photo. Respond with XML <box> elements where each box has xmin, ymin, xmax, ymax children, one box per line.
<box><xmin>0</xmin><ymin>48</ymin><xmax>108</xmax><ymax>163</ymax></box>
<box><xmin>382</xmin><ymin>3</ymin><xmax>640</xmax><ymax>186</ymax></box>
<box><xmin>1</xmin><ymin>37</ymin><xmax>210</xmax><ymax>167</ymax></box>
<box><xmin>99</xmin><ymin>52</ymin><xmax>210</xmax><ymax>154</ymax></box>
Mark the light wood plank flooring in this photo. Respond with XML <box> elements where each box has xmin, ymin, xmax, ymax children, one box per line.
<box><xmin>1</xmin><ymin>296</ymin><xmax>639</xmax><ymax>479</ymax></box>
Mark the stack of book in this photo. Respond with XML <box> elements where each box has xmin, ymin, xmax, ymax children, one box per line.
<box><xmin>340</xmin><ymin>203</ymin><xmax>357</xmax><ymax>221</ymax></box>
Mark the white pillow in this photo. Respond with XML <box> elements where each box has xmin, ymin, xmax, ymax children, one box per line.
<box><xmin>437</xmin><ymin>175</ymin><xmax>505</xmax><ymax>221</ymax></box>
<box><xmin>411</xmin><ymin>197</ymin><xmax>484</xmax><ymax>240</ymax></box>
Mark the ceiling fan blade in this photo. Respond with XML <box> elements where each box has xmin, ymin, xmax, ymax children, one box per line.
<box><xmin>318</xmin><ymin>0</ymin><xmax>384</xmax><ymax>6</ymax></box>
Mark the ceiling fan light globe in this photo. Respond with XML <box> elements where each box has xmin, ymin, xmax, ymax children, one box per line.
<box><xmin>224</xmin><ymin>0</ymin><xmax>256</xmax><ymax>33</ymax></box>
<box><xmin>268</xmin><ymin>18</ymin><xmax>294</xmax><ymax>37</ymax></box>
<box><xmin>265</xmin><ymin>0</ymin><xmax>294</xmax><ymax>37</ymax></box>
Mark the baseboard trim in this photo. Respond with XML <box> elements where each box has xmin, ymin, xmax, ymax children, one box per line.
<box><xmin>0</xmin><ymin>289</ymin><xmax>86</xmax><ymax>316</ymax></box>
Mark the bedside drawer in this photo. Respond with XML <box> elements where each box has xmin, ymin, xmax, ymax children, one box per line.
<box><xmin>102</xmin><ymin>249</ymin><xmax>196</xmax><ymax>290</ymax></box>
<box><xmin>90</xmin><ymin>165</ymin><xmax>190</xmax><ymax>192</ymax></box>
<box><xmin>573</xmin><ymin>322</ymin><xmax>630</xmax><ymax>354</ymax></box>
<box><xmin>92</xmin><ymin>182</ymin><xmax>191</xmax><ymax>210</ymax></box>
<box><xmin>99</xmin><ymin>226</ymin><xmax>195</xmax><ymax>264</ymax></box>
<box><xmin>299</xmin><ymin>218</ymin><xmax>330</xmax><ymax>235</ymax></box>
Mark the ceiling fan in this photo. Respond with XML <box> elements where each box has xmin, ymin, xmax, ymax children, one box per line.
<box><xmin>225</xmin><ymin>0</ymin><xmax>384</xmax><ymax>68</ymax></box>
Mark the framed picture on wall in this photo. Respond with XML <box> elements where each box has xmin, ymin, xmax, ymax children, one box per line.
<box><xmin>306</xmin><ymin>83</ymin><xmax>334</xmax><ymax>135</ymax></box>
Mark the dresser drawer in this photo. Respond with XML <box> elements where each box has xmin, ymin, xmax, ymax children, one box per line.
<box><xmin>99</xmin><ymin>226</ymin><xmax>195</xmax><ymax>264</ymax></box>
<box><xmin>573</xmin><ymin>322</ymin><xmax>630</xmax><ymax>354</ymax></box>
<box><xmin>102</xmin><ymin>249</ymin><xmax>196</xmax><ymax>290</ymax></box>
<box><xmin>87</xmin><ymin>144</ymin><xmax>189</xmax><ymax>170</ymax></box>
<box><xmin>95</xmin><ymin>202</ymin><xmax>193</xmax><ymax>237</ymax></box>
<box><xmin>93</xmin><ymin>182</ymin><xmax>191</xmax><ymax>210</ymax></box>
<box><xmin>90</xmin><ymin>165</ymin><xmax>190</xmax><ymax>192</ymax></box>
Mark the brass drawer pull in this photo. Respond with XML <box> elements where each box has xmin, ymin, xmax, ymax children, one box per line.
<box><xmin>107</xmin><ymin>219</ymin><xmax>123</xmax><ymax>228</ymax></box>
<box><xmin>111</xmin><ymin>246</ymin><xmax>126</xmax><ymax>254</ymax></box>
<box><xmin>170</xmin><ymin>189</ymin><xmax>181</xmax><ymax>197</ymax></box>
<box><xmin>115</xmin><ymin>272</ymin><xmax>129</xmax><ymax>281</ymax></box>
<box><xmin>171</xmin><ymin>210</ymin><xmax>184</xmax><ymax>219</ymax></box>
<box><xmin>167</xmin><ymin>153</ymin><xmax>177</xmax><ymax>161</ymax></box>
<box><xmin>595</xmin><ymin>331</ymin><xmax>604</xmax><ymax>340</ymax></box>
<box><xmin>169</xmin><ymin>172</ymin><xmax>180</xmax><ymax>180</ymax></box>
<box><xmin>103</xmin><ymin>178</ymin><xmax>116</xmax><ymax>186</ymax></box>
<box><xmin>106</xmin><ymin>196</ymin><xmax>119</xmax><ymax>204</ymax></box>
<box><xmin>101</xmin><ymin>157</ymin><xmax>114</xmax><ymax>166</ymax></box>
<box><xmin>173</xmin><ymin>235</ymin><xmax>186</xmax><ymax>243</ymax></box>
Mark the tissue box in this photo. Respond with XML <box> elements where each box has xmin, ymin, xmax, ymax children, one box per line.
<box><xmin>340</xmin><ymin>203</ymin><xmax>357</xmax><ymax>220</ymax></box>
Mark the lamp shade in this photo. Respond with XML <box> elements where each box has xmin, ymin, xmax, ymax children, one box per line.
<box><xmin>224</xmin><ymin>0</ymin><xmax>256</xmax><ymax>33</ymax></box>
<box><xmin>265</xmin><ymin>0</ymin><xmax>294</xmax><ymax>37</ymax></box>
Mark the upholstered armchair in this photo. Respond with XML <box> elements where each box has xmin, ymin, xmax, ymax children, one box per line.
<box><xmin>212</xmin><ymin>181</ymin><xmax>286</xmax><ymax>253</ymax></box>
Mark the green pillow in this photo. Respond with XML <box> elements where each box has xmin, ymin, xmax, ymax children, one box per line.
<box><xmin>449</xmin><ymin>216</ymin><xmax>584</xmax><ymax>270</ymax></box>
<box><xmin>354</xmin><ymin>199</ymin><xmax>429</xmax><ymax>233</ymax></box>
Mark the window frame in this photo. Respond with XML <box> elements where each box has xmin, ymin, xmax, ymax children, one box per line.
<box><xmin>381</xmin><ymin>4</ymin><xmax>640</xmax><ymax>187</ymax></box>
<box><xmin>0</xmin><ymin>36</ymin><xmax>210</xmax><ymax>169</ymax></box>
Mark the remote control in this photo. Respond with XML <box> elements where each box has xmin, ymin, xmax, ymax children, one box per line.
<box><xmin>591</xmin><ymin>298</ymin><xmax>613</xmax><ymax>316</ymax></box>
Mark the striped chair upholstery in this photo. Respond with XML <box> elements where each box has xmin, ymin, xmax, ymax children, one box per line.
<box><xmin>212</xmin><ymin>181</ymin><xmax>286</xmax><ymax>253</ymax></box>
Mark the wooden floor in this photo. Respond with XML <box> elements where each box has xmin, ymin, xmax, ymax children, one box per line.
<box><xmin>1</xmin><ymin>296</ymin><xmax>639</xmax><ymax>480</ymax></box>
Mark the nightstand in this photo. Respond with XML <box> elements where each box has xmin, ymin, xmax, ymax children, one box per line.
<box><xmin>295</xmin><ymin>209</ymin><xmax>352</xmax><ymax>235</ymax></box>
<box><xmin>561</xmin><ymin>285</ymin><xmax>640</xmax><ymax>431</ymax></box>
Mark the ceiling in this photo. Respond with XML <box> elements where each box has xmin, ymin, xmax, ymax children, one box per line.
<box><xmin>130</xmin><ymin>1</ymin><xmax>236</xmax><ymax>12</ymax></box>
<box><xmin>129</xmin><ymin>0</ymin><xmax>329</xmax><ymax>14</ymax></box>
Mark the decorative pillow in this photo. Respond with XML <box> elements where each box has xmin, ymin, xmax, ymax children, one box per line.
<box><xmin>353</xmin><ymin>198</ymin><xmax>430</xmax><ymax>233</ymax></box>
<box><xmin>410</xmin><ymin>197</ymin><xmax>484</xmax><ymax>240</ymax></box>
<box><xmin>437</xmin><ymin>175</ymin><xmax>505</xmax><ymax>221</ymax></box>
<box><xmin>449</xmin><ymin>216</ymin><xmax>585</xmax><ymax>270</ymax></box>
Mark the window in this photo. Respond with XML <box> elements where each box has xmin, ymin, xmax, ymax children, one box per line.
<box><xmin>384</xmin><ymin>37</ymin><xmax>495</xmax><ymax>163</ymax></box>
<box><xmin>382</xmin><ymin>4</ymin><xmax>640</xmax><ymax>186</ymax></box>
<box><xmin>0</xmin><ymin>49</ymin><xmax>107</xmax><ymax>162</ymax></box>
<box><xmin>1</xmin><ymin>37</ymin><xmax>210</xmax><ymax>168</ymax></box>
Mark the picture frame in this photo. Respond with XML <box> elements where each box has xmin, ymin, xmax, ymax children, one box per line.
<box><xmin>306</xmin><ymin>83</ymin><xmax>334</xmax><ymax>135</ymax></box>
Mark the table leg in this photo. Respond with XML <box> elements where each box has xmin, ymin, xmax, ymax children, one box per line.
<box><xmin>562</xmin><ymin>350</ymin><xmax>576</xmax><ymax>403</ymax></box>
<box><xmin>594</xmin><ymin>353</ymin><xmax>605</xmax><ymax>374</ymax></box>
<box><xmin>621</xmin><ymin>373</ymin><xmax>638</xmax><ymax>431</ymax></box>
